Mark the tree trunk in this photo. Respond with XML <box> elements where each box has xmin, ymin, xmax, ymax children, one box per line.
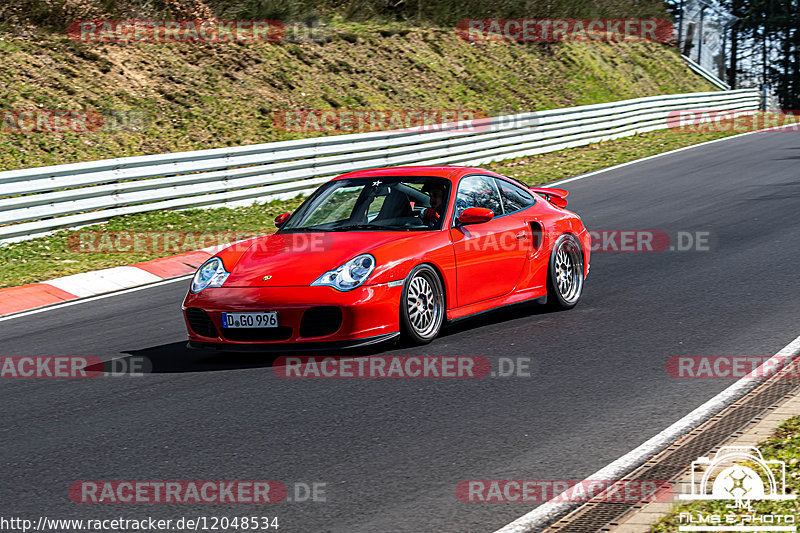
<box><xmin>729</xmin><ymin>24</ymin><xmax>739</xmax><ymax>88</ymax></box>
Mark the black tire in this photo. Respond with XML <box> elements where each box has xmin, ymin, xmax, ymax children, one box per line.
<box><xmin>546</xmin><ymin>234</ymin><xmax>585</xmax><ymax>310</ymax></box>
<box><xmin>400</xmin><ymin>264</ymin><xmax>445</xmax><ymax>345</ymax></box>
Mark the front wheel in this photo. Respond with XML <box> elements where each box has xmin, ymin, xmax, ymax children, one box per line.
<box><xmin>546</xmin><ymin>234</ymin><xmax>585</xmax><ymax>310</ymax></box>
<box><xmin>400</xmin><ymin>264</ymin><xmax>445</xmax><ymax>345</ymax></box>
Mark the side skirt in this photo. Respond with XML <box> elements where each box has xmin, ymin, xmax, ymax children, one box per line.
<box><xmin>446</xmin><ymin>290</ymin><xmax>547</xmax><ymax>323</ymax></box>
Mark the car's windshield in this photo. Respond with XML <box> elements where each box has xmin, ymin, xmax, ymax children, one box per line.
<box><xmin>280</xmin><ymin>176</ymin><xmax>451</xmax><ymax>232</ymax></box>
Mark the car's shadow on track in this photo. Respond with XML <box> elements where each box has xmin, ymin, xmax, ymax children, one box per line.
<box><xmin>115</xmin><ymin>341</ymin><xmax>406</xmax><ymax>374</ymax></box>
<box><xmin>114</xmin><ymin>300</ymin><xmax>554</xmax><ymax>374</ymax></box>
<box><xmin>117</xmin><ymin>342</ymin><xmax>280</xmax><ymax>373</ymax></box>
<box><xmin>439</xmin><ymin>299</ymin><xmax>551</xmax><ymax>339</ymax></box>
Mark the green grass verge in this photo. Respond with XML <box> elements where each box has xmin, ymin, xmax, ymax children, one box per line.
<box><xmin>0</xmin><ymin>125</ymin><xmax>746</xmax><ymax>289</ymax></box>
<box><xmin>653</xmin><ymin>415</ymin><xmax>800</xmax><ymax>532</ymax></box>
<box><xmin>0</xmin><ymin>24</ymin><xmax>716</xmax><ymax>172</ymax></box>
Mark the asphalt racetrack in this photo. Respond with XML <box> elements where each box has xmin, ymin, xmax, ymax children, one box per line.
<box><xmin>2</xmin><ymin>129</ymin><xmax>799</xmax><ymax>532</ymax></box>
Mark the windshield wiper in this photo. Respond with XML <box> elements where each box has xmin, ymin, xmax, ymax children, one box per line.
<box><xmin>331</xmin><ymin>224</ymin><xmax>388</xmax><ymax>231</ymax></box>
<box><xmin>280</xmin><ymin>227</ymin><xmax>332</xmax><ymax>233</ymax></box>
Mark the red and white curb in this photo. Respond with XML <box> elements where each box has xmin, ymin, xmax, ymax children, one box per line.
<box><xmin>0</xmin><ymin>248</ymin><xmax>219</xmax><ymax>317</ymax></box>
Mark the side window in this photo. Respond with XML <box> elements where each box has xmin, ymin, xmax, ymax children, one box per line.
<box><xmin>454</xmin><ymin>175</ymin><xmax>503</xmax><ymax>219</ymax></box>
<box><xmin>496</xmin><ymin>178</ymin><xmax>536</xmax><ymax>214</ymax></box>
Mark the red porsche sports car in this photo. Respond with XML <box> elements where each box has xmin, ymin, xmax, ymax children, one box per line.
<box><xmin>183</xmin><ymin>166</ymin><xmax>590</xmax><ymax>349</ymax></box>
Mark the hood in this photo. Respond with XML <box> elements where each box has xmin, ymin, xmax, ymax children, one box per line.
<box><xmin>222</xmin><ymin>231</ymin><xmax>407</xmax><ymax>287</ymax></box>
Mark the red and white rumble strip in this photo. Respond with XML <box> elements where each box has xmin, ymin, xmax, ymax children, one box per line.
<box><xmin>0</xmin><ymin>248</ymin><xmax>217</xmax><ymax>317</ymax></box>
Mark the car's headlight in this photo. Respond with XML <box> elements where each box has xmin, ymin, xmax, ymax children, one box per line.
<box><xmin>190</xmin><ymin>257</ymin><xmax>230</xmax><ymax>294</ymax></box>
<box><xmin>311</xmin><ymin>254</ymin><xmax>375</xmax><ymax>291</ymax></box>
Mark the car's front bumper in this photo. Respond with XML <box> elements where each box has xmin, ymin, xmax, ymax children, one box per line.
<box><xmin>182</xmin><ymin>283</ymin><xmax>402</xmax><ymax>347</ymax></box>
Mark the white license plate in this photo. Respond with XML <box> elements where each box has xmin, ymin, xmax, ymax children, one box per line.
<box><xmin>221</xmin><ymin>312</ymin><xmax>278</xmax><ymax>329</ymax></box>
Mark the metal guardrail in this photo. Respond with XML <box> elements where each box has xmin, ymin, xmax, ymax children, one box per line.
<box><xmin>0</xmin><ymin>89</ymin><xmax>760</xmax><ymax>242</ymax></box>
<box><xmin>681</xmin><ymin>54</ymin><xmax>731</xmax><ymax>91</ymax></box>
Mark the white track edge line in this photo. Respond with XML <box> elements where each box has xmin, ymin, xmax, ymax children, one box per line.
<box><xmin>493</xmin><ymin>332</ymin><xmax>800</xmax><ymax>533</ymax></box>
<box><xmin>0</xmin><ymin>275</ymin><xmax>193</xmax><ymax>323</ymax></box>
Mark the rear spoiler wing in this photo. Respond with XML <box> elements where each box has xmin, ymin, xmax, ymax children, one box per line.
<box><xmin>530</xmin><ymin>187</ymin><xmax>569</xmax><ymax>208</ymax></box>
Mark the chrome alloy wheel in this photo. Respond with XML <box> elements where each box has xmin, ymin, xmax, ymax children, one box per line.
<box><xmin>553</xmin><ymin>236</ymin><xmax>584</xmax><ymax>305</ymax></box>
<box><xmin>405</xmin><ymin>271</ymin><xmax>444</xmax><ymax>338</ymax></box>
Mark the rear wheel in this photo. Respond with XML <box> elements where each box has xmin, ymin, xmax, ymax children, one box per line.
<box><xmin>400</xmin><ymin>264</ymin><xmax>445</xmax><ymax>345</ymax></box>
<box><xmin>546</xmin><ymin>234</ymin><xmax>584</xmax><ymax>310</ymax></box>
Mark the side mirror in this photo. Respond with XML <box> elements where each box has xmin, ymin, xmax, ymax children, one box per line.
<box><xmin>457</xmin><ymin>207</ymin><xmax>494</xmax><ymax>226</ymax></box>
<box><xmin>274</xmin><ymin>212</ymin><xmax>291</xmax><ymax>228</ymax></box>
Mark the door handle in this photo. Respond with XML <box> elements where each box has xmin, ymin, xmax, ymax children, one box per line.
<box><xmin>515</xmin><ymin>232</ymin><xmax>527</xmax><ymax>240</ymax></box>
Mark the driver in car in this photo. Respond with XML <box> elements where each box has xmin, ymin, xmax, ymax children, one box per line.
<box><xmin>420</xmin><ymin>182</ymin><xmax>446</xmax><ymax>227</ymax></box>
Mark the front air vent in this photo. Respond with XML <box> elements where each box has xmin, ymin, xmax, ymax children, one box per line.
<box><xmin>185</xmin><ymin>308</ymin><xmax>218</xmax><ymax>338</ymax></box>
<box><xmin>299</xmin><ymin>306</ymin><xmax>343</xmax><ymax>338</ymax></box>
